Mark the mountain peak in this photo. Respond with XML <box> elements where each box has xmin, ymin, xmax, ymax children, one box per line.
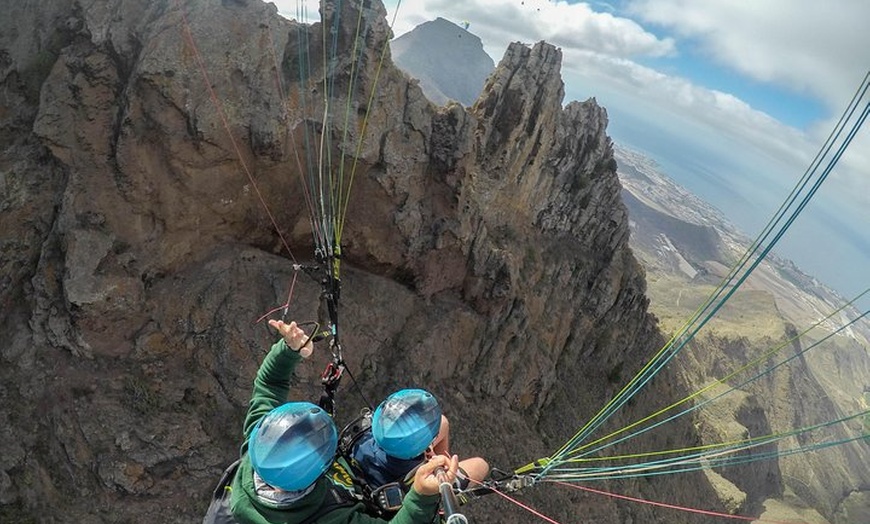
<box><xmin>401</xmin><ymin>16</ymin><xmax>479</xmax><ymax>42</ymax></box>
<box><xmin>391</xmin><ymin>17</ymin><xmax>494</xmax><ymax>106</ymax></box>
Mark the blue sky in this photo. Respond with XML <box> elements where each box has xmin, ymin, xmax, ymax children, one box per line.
<box><xmin>639</xmin><ymin>50</ymin><xmax>827</xmax><ymax>129</ymax></box>
<box><xmin>273</xmin><ymin>0</ymin><xmax>869</xmax><ymax>299</ymax></box>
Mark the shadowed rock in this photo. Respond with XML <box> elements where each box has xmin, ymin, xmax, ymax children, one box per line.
<box><xmin>0</xmin><ymin>1</ymin><xmax>747</xmax><ymax>522</ymax></box>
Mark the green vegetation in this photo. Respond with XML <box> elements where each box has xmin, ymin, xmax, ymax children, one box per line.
<box><xmin>646</xmin><ymin>273</ymin><xmax>785</xmax><ymax>342</ymax></box>
<box><xmin>864</xmin><ymin>390</ymin><xmax>870</xmax><ymax>444</ymax></box>
<box><xmin>123</xmin><ymin>376</ymin><xmax>162</xmax><ymax>415</ymax></box>
<box><xmin>607</xmin><ymin>361</ymin><xmax>624</xmax><ymax>384</ymax></box>
<box><xmin>0</xmin><ymin>503</ymin><xmax>39</xmax><ymax>524</ymax></box>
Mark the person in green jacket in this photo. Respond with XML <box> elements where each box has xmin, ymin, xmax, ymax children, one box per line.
<box><xmin>225</xmin><ymin>319</ymin><xmax>459</xmax><ymax>524</ymax></box>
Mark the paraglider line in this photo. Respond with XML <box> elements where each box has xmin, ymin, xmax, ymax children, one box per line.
<box><xmin>481</xmin><ymin>485</ymin><xmax>563</xmax><ymax>524</ymax></box>
<box><xmin>562</xmin><ymin>290</ymin><xmax>870</xmax><ymax>459</ymax></box>
<box><xmin>552</xmin><ymin>482</ymin><xmax>802</xmax><ymax>523</ymax></box>
<box><xmin>254</xmin><ymin>270</ymin><xmax>300</xmax><ymax>324</ymax></box>
<box><xmin>264</xmin><ymin>24</ymin><xmax>327</xmax><ymax>250</ymax></box>
<box><xmin>543</xmin><ymin>72</ymin><xmax>869</xmax><ymax>467</ymax></box>
<box><xmin>177</xmin><ymin>2</ymin><xmax>297</xmax><ymax>264</ymax></box>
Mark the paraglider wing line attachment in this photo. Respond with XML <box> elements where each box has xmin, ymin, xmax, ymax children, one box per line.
<box><xmin>295</xmin><ymin>263</ymin><xmax>322</xmax><ymax>277</ymax></box>
<box><xmin>318</xmin><ymin>352</ymin><xmax>345</xmax><ymax>416</ymax></box>
<box><xmin>319</xmin><ymin>288</ymin><xmax>340</xmax><ymax>345</ymax></box>
<box><xmin>294</xmin><ymin>321</ymin><xmax>322</xmax><ymax>351</ymax></box>
<box><xmin>455</xmin><ymin>469</ymin><xmax>537</xmax><ymax>505</ymax></box>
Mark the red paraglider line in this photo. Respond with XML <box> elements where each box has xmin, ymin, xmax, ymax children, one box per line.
<box><xmin>485</xmin><ymin>487</ymin><xmax>564</xmax><ymax>524</ymax></box>
<box><xmin>263</xmin><ymin>25</ymin><xmax>327</xmax><ymax>249</ymax></box>
<box><xmin>254</xmin><ymin>270</ymin><xmax>299</xmax><ymax>325</ymax></box>
<box><xmin>552</xmin><ymin>481</ymin><xmax>804</xmax><ymax>524</ymax></box>
<box><xmin>456</xmin><ymin>474</ymin><xmax>563</xmax><ymax>524</ymax></box>
<box><xmin>177</xmin><ymin>2</ymin><xmax>297</xmax><ymax>264</ymax></box>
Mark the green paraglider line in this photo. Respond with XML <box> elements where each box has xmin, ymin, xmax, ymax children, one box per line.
<box><xmin>555</xmin><ymin>288</ymin><xmax>869</xmax><ymax>461</ymax></box>
<box><xmin>561</xmin><ymin>308</ymin><xmax>870</xmax><ymax>463</ymax></box>
<box><xmin>541</xmin><ymin>71</ymin><xmax>870</xmax><ymax>476</ymax></box>
<box><xmin>544</xmin><ymin>410</ymin><xmax>870</xmax><ymax>481</ymax></box>
<box><xmin>179</xmin><ymin>3</ymin><xmax>869</xmax><ymax>520</ymax></box>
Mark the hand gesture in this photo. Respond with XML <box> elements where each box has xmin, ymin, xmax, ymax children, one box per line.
<box><xmin>411</xmin><ymin>454</ymin><xmax>459</xmax><ymax>496</ymax></box>
<box><xmin>268</xmin><ymin>320</ymin><xmax>314</xmax><ymax>358</ymax></box>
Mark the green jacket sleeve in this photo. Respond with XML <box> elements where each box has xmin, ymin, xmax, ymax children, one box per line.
<box><xmin>388</xmin><ymin>489</ymin><xmax>441</xmax><ymax>523</ymax></box>
<box><xmin>242</xmin><ymin>338</ymin><xmax>303</xmax><ymax>442</ymax></box>
<box><xmin>320</xmin><ymin>489</ymin><xmax>441</xmax><ymax>524</ymax></box>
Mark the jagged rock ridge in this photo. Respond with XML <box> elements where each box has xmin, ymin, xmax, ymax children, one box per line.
<box><xmin>2</xmin><ymin>1</ymin><xmax>720</xmax><ymax>522</ymax></box>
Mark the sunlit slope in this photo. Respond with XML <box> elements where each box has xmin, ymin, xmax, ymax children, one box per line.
<box><xmin>617</xmin><ymin>145</ymin><xmax>870</xmax><ymax>522</ymax></box>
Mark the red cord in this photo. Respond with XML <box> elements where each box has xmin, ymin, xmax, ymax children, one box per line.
<box><xmin>552</xmin><ymin>481</ymin><xmax>804</xmax><ymax>524</ymax></box>
<box><xmin>254</xmin><ymin>270</ymin><xmax>299</xmax><ymax>324</ymax></box>
<box><xmin>177</xmin><ymin>2</ymin><xmax>296</xmax><ymax>263</ymax></box>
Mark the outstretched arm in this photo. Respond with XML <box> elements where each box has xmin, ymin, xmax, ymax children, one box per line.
<box><xmin>241</xmin><ymin>320</ymin><xmax>315</xmax><ymax>441</ymax></box>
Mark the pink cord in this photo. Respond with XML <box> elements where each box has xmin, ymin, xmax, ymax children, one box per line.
<box><xmin>254</xmin><ymin>271</ymin><xmax>298</xmax><ymax>324</ymax></box>
<box><xmin>552</xmin><ymin>481</ymin><xmax>803</xmax><ymax>524</ymax></box>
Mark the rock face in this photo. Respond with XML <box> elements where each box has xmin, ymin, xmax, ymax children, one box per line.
<box><xmin>1</xmin><ymin>1</ymin><xmax>720</xmax><ymax>522</ymax></box>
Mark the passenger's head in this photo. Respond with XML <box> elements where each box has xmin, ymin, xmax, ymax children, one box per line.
<box><xmin>249</xmin><ymin>402</ymin><xmax>337</xmax><ymax>491</ymax></box>
<box><xmin>372</xmin><ymin>389</ymin><xmax>442</xmax><ymax>459</ymax></box>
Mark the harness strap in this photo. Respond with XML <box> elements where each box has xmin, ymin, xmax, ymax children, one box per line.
<box><xmin>201</xmin><ymin>460</ymin><xmax>241</xmax><ymax>524</ymax></box>
<box><xmin>298</xmin><ymin>481</ymin><xmax>361</xmax><ymax>524</ymax></box>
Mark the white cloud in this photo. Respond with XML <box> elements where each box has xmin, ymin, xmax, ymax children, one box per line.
<box><xmin>271</xmin><ymin>0</ymin><xmax>869</xmax><ymax>294</ymax></box>
<box><xmin>387</xmin><ymin>0</ymin><xmax>674</xmax><ymax>58</ymax></box>
<box><xmin>557</xmin><ymin>50</ymin><xmax>812</xmax><ymax>168</ymax></box>
<box><xmin>559</xmin><ymin>49</ymin><xmax>869</xmax><ymax>248</ymax></box>
<box><xmin>271</xmin><ymin>0</ymin><xmax>319</xmax><ymax>23</ymax></box>
<box><xmin>625</xmin><ymin>0</ymin><xmax>870</xmax><ymax>112</ymax></box>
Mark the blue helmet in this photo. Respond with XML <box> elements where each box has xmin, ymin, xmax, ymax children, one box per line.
<box><xmin>371</xmin><ymin>389</ymin><xmax>442</xmax><ymax>459</ymax></box>
<box><xmin>248</xmin><ymin>402</ymin><xmax>337</xmax><ymax>491</ymax></box>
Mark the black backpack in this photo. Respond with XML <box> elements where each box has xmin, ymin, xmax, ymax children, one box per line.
<box><xmin>202</xmin><ymin>459</ymin><xmax>241</xmax><ymax>524</ymax></box>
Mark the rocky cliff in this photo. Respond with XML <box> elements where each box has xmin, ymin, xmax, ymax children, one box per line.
<box><xmin>1</xmin><ymin>1</ymin><xmax>722</xmax><ymax>522</ymax></box>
